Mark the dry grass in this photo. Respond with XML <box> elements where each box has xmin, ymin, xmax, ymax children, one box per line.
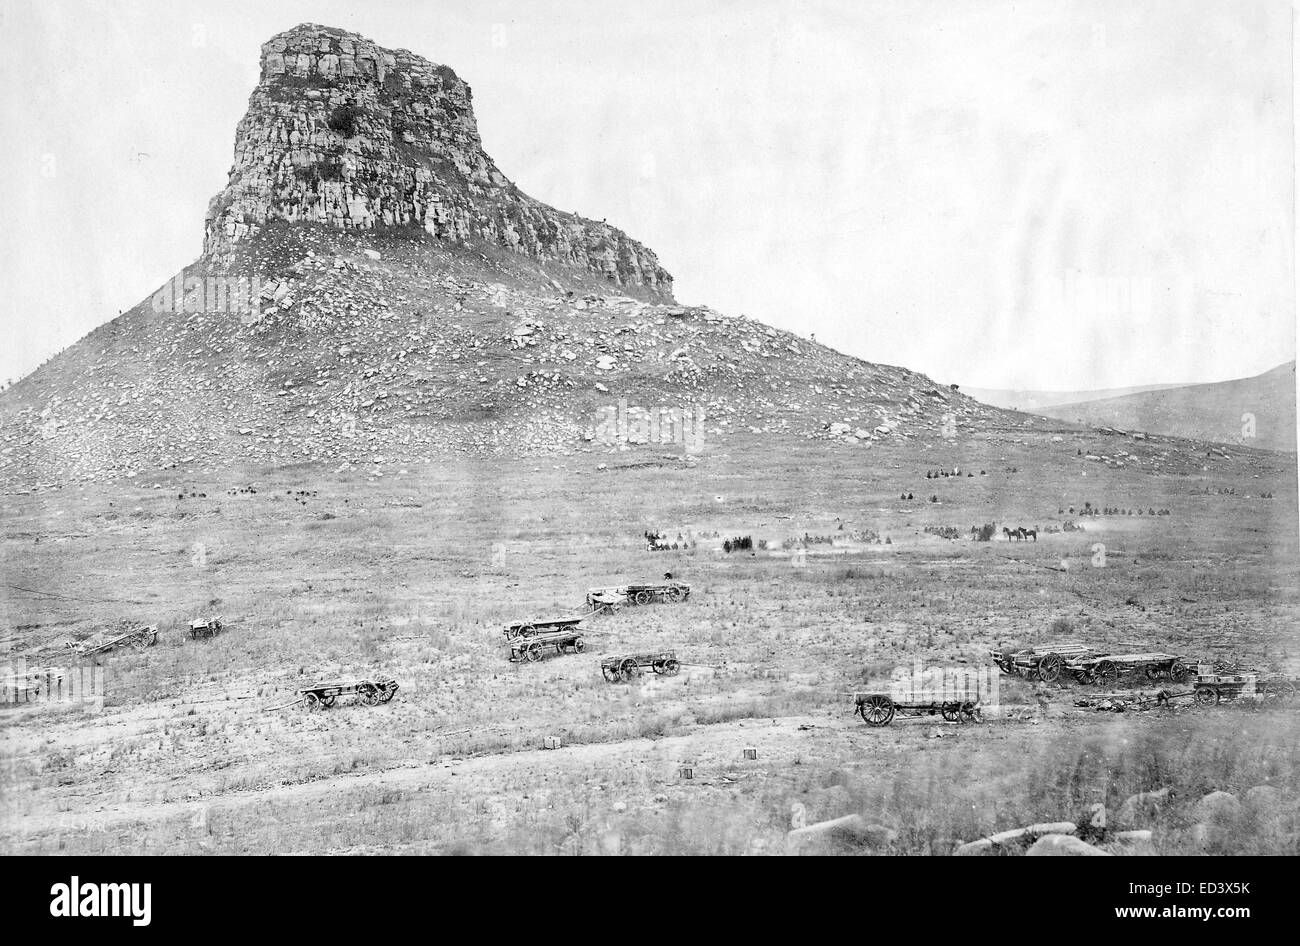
<box><xmin>2</xmin><ymin>432</ymin><xmax>1297</xmax><ymax>854</ymax></box>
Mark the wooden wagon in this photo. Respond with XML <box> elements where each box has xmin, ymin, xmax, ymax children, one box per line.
<box><xmin>624</xmin><ymin>581</ymin><xmax>690</xmax><ymax>606</ymax></box>
<box><xmin>509</xmin><ymin>628</ymin><xmax>586</xmax><ymax>663</ymax></box>
<box><xmin>188</xmin><ymin>616</ymin><xmax>223</xmax><ymax>640</ymax></box>
<box><xmin>298</xmin><ymin>678</ymin><xmax>399</xmax><ymax>710</ymax></box>
<box><xmin>990</xmin><ymin>642</ymin><xmax>1094</xmax><ymax>682</ymax></box>
<box><xmin>1190</xmin><ymin>665</ymin><xmax>1297</xmax><ymax>706</ymax></box>
<box><xmin>600</xmin><ymin>651</ymin><xmax>681</xmax><ymax>682</ymax></box>
<box><xmin>503</xmin><ymin>616</ymin><xmax>584</xmax><ymax>642</ymax></box>
<box><xmin>854</xmin><ymin>692</ymin><xmax>980</xmax><ymax>727</ymax></box>
<box><xmin>1066</xmin><ymin>652</ymin><xmax>1189</xmax><ymax>685</ymax></box>
<box><xmin>65</xmin><ymin>625</ymin><xmax>158</xmax><ymax>657</ymax></box>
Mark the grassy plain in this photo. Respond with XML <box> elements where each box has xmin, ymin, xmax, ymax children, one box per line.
<box><xmin>2</xmin><ymin>429</ymin><xmax>1297</xmax><ymax>854</ymax></box>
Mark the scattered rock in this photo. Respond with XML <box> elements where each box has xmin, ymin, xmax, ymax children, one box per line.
<box><xmin>1195</xmin><ymin>791</ymin><xmax>1242</xmax><ymax>824</ymax></box>
<box><xmin>1025</xmin><ymin>834</ymin><xmax>1112</xmax><ymax>856</ymax></box>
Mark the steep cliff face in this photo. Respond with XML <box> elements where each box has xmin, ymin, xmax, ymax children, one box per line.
<box><xmin>204</xmin><ymin>24</ymin><xmax>672</xmax><ymax>296</ymax></box>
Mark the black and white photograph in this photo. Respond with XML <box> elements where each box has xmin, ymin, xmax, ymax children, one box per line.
<box><xmin>1</xmin><ymin>0</ymin><xmax>1296</xmax><ymax>890</ymax></box>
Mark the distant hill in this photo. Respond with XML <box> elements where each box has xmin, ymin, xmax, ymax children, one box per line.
<box><xmin>964</xmin><ymin>382</ymin><xmax>1185</xmax><ymax>413</ymax></box>
<box><xmin>1029</xmin><ymin>362</ymin><xmax>1296</xmax><ymax>452</ymax></box>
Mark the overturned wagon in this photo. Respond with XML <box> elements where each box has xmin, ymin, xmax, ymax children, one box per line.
<box><xmin>299</xmin><ymin>678</ymin><xmax>399</xmax><ymax>710</ymax></box>
<box><xmin>509</xmin><ymin>627</ymin><xmax>586</xmax><ymax>663</ymax></box>
<box><xmin>585</xmin><ymin>588</ymin><xmax>626</xmax><ymax>615</ymax></box>
<box><xmin>66</xmin><ymin>625</ymin><xmax>159</xmax><ymax>657</ymax></box>
<box><xmin>188</xmin><ymin>616</ymin><xmax>223</xmax><ymax>640</ymax></box>
<box><xmin>1067</xmin><ymin>652</ymin><xmax>1189</xmax><ymax>685</ymax></box>
<box><xmin>600</xmin><ymin>651</ymin><xmax>681</xmax><ymax>682</ymax></box>
<box><xmin>991</xmin><ymin>642</ymin><xmax>1094</xmax><ymax>682</ymax></box>
<box><xmin>854</xmin><ymin>693</ymin><xmax>980</xmax><ymax>727</ymax></box>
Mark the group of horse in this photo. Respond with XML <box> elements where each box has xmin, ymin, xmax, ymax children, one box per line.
<box><xmin>1002</xmin><ymin>526</ymin><xmax>1038</xmax><ymax>542</ymax></box>
<box><xmin>645</xmin><ymin>529</ymin><xmax>691</xmax><ymax>552</ymax></box>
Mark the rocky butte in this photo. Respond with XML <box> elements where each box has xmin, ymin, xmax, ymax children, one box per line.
<box><xmin>205</xmin><ymin>24</ymin><xmax>671</xmax><ymax>295</ymax></box>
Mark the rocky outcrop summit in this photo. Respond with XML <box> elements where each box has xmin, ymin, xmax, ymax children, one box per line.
<box><xmin>205</xmin><ymin>24</ymin><xmax>671</xmax><ymax>295</ymax></box>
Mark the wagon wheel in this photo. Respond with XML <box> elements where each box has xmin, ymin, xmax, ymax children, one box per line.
<box><xmin>303</xmin><ymin>692</ymin><xmax>322</xmax><ymax>710</ymax></box>
<box><xmin>320</xmin><ymin>694</ymin><xmax>337</xmax><ymax>708</ymax></box>
<box><xmin>1037</xmin><ymin>654</ymin><xmax>1063</xmax><ymax>683</ymax></box>
<box><xmin>1073</xmin><ymin>667</ymin><xmax>1095</xmax><ymax>684</ymax></box>
<box><xmin>633</xmin><ymin>591</ymin><xmax>652</xmax><ymax>606</ymax></box>
<box><xmin>1272</xmin><ymin>681</ymin><xmax>1297</xmax><ymax>703</ymax></box>
<box><xmin>1194</xmin><ymin>685</ymin><xmax>1219</xmax><ymax>706</ymax></box>
<box><xmin>573</xmin><ymin>638</ymin><xmax>585</xmax><ymax>653</ymax></box>
<box><xmin>1169</xmin><ymin>660</ymin><xmax>1189</xmax><ymax>684</ymax></box>
<box><xmin>132</xmin><ymin>631</ymin><xmax>154</xmax><ymax>651</ymax></box>
<box><xmin>858</xmin><ymin>695</ymin><xmax>895</xmax><ymax>727</ymax></box>
<box><xmin>1144</xmin><ymin>666</ymin><xmax>1162</xmax><ymax>680</ymax></box>
<box><xmin>620</xmin><ymin>658</ymin><xmax>640</xmax><ymax>679</ymax></box>
<box><xmin>662</xmin><ymin>658</ymin><xmax>680</xmax><ymax>676</ymax></box>
<box><xmin>1094</xmin><ymin>660</ymin><xmax>1120</xmax><ymax>685</ymax></box>
<box><xmin>651</xmin><ymin>659</ymin><xmax>666</xmax><ymax>675</ymax></box>
<box><xmin>601</xmin><ymin>665</ymin><xmax>620</xmax><ymax>683</ymax></box>
<box><xmin>940</xmin><ymin>702</ymin><xmax>960</xmax><ymax>722</ymax></box>
<box><xmin>960</xmin><ymin>702</ymin><xmax>981</xmax><ymax>723</ymax></box>
<box><xmin>358</xmin><ymin>684</ymin><xmax>379</xmax><ymax>707</ymax></box>
<box><xmin>379</xmin><ymin>686</ymin><xmax>397</xmax><ymax>703</ymax></box>
<box><xmin>523</xmin><ymin>643</ymin><xmax>543</xmax><ymax>662</ymax></box>
<box><xmin>516</xmin><ymin>624</ymin><xmax>537</xmax><ymax>638</ymax></box>
<box><xmin>667</xmin><ymin>587</ymin><xmax>684</xmax><ymax>603</ymax></box>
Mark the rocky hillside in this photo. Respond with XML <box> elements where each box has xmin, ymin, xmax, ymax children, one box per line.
<box><xmin>1037</xmin><ymin>362</ymin><xmax>1297</xmax><ymax>453</ymax></box>
<box><xmin>0</xmin><ymin>24</ymin><xmax>1028</xmax><ymax>491</ymax></box>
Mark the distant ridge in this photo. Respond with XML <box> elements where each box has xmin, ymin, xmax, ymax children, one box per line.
<box><xmin>1027</xmin><ymin>362</ymin><xmax>1297</xmax><ymax>452</ymax></box>
<box><xmin>965</xmin><ymin>381</ymin><xmax>1186</xmax><ymax>413</ymax></box>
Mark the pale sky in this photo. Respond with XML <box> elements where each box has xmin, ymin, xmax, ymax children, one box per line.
<box><xmin>1</xmin><ymin>0</ymin><xmax>1294</xmax><ymax>391</ymax></box>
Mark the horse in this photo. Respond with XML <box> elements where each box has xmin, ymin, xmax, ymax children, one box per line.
<box><xmin>1023</xmin><ymin>528</ymin><xmax>1037</xmax><ymax>542</ymax></box>
<box><xmin>1003</xmin><ymin>527</ymin><xmax>1019</xmax><ymax>542</ymax></box>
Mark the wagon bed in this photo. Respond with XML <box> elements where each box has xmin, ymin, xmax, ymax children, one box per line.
<box><xmin>600</xmin><ymin>651</ymin><xmax>680</xmax><ymax>682</ymax></box>
<box><xmin>503</xmin><ymin>616</ymin><xmax>584</xmax><ymax>641</ymax></box>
